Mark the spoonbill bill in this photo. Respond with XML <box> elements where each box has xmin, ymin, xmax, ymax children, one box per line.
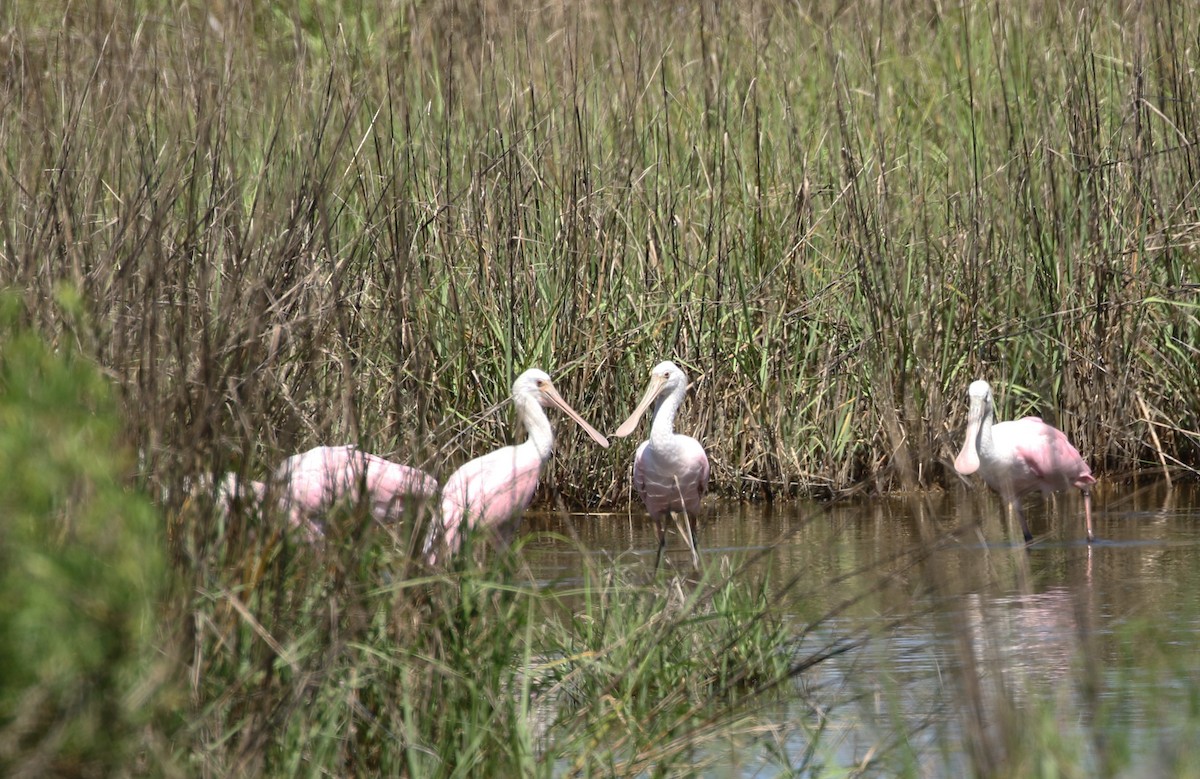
<box><xmin>215</xmin><ymin>472</ymin><xmax>267</xmax><ymax>517</ymax></box>
<box><xmin>613</xmin><ymin>361</ymin><xmax>710</xmax><ymax>570</ymax></box>
<box><xmin>954</xmin><ymin>379</ymin><xmax>1096</xmax><ymax>543</ymax></box>
<box><xmin>425</xmin><ymin>368</ymin><xmax>610</xmax><ymax>564</ymax></box>
<box><xmin>274</xmin><ymin>445</ymin><xmax>439</xmax><ymax>538</ymax></box>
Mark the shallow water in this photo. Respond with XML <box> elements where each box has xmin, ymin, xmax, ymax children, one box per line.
<box><xmin>521</xmin><ymin>481</ymin><xmax>1200</xmax><ymax>775</ymax></box>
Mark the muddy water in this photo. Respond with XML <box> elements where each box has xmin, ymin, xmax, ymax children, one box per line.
<box><xmin>521</xmin><ymin>481</ymin><xmax>1200</xmax><ymax>774</ymax></box>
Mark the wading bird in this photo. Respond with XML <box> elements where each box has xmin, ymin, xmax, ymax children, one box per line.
<box><xmin>613</xmin><ymin>361</ymin><xmax>710</xmax><ymax>570</ymax></box>
<box><xmin>954</xmin><ymin>379</ymin><xmax>1096</xmax><ymax>543</ymax></box>
<box><xmin>425</xmin><ymin>368</ymin><xmax>610</xmax><ymax>564</ymax></box>
<box><xmin>274</xmin><ymin>445</ymin><xmax>440</xmax><ymax>539</ymax></box>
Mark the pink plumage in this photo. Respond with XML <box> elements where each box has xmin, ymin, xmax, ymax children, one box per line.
<box><xmin>426</xmin><ymin>368</ymin><xmax>610</xmax><ymax>564</ymax></box>
<box><xmin>274</xmin><ymin>445</ymin><xmax>439</xmax><ymax>538</ymax></box>
<box><xmin>436</xmin><ymin>445</ymin><xmax>543</xmax><ymax>556</ymax></box>
<box><xmin>954</xmin><ymin>380</ymin><xmax>1096</xmax><ymax>543</ymax></box>
<box><xmin>614</xmin><ymin>361</ymin><xmax>710</xmax><ymax>569</ymax></box>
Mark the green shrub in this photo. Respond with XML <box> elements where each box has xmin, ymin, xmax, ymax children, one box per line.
<box><xmin>0</xmin><ymin>293</ymin><xmax>176</xmax><ymax>777</ymax></box>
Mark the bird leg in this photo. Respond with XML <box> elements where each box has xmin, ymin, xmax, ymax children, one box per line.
<box><xmin>421</xmin><ymin>515</ymin><xmax>448</xmax><ymax>566</ymax></box>
<box><xmin>653</xmin><ymin>516</ymin><xmax>668</xmax><ymax>572</ymax></box>
<box><xmin>1083</xmin><ymin>490</ymin><xmax>1095</xmax><ymax>543</ymax></box>
<box><xmin>1010</xmin><ymin>499</ymin><xmax>1034</xmax><ymax>544</ymax></box>
<box><xmin>689</xmin><ymin>514</ymin><xmax>702</xmax><ymax>571</ymax></box>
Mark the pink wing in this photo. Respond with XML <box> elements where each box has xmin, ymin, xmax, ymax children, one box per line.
<box><xmin>275</xmin><ymin>446</ymin><xmax>356</xmax><ymax>511</ymax></box>
<box><xmin>1008</xmin><ymin>418</ymin><xmax>1095</xmax><ymax>491</ymax></box>
<box><xmin>276</xmin><ymin>445</ymin><xmax>440</xmax><ymax>536</ymax></box>
<box><xmin>358</xmin><ymin>453</ymin><xmax>439</xmax><ymax>520</ymax></box>
<box><xmin>439</xmin><ymin>445</ymin><xmax>542</xmax><ymax>555</ymax></box>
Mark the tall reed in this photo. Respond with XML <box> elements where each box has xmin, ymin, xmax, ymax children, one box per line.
<box><xmin>2</xmin><ymin>0</ymin><xmax>1197</xmax><ymax>505</ymax></box>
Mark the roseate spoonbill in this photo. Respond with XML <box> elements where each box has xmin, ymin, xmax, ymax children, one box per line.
<box><xmin>274</xmin><ymin>445</ymin><xmax>439</xmax><ymax>539</ymax></box>
<box><xmin>613</xmin><ymin>361</ymin><xmax>710</xmax><ymax>570</ymax></box>
<box><xmin>425</xmin><ymin>368</ymin><xmax>610</xmax><ymax>565</ymax></box>
<box><xmin>954</xmin><ymin>379</ymin><xmax>1096</xmax><ymax>543</ymax></box>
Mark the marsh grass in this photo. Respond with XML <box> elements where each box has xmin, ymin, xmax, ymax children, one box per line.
<box><xmin>173</xmin><ymin>494</ymin><xmax>839</xmax><ymax>776</ymax></box>
<box><xmin>3</xmin><ymin>0</ymin><xmax>1198</xmax><ymax>506</ymax></box>
<box><xmin>4</xmin><ymin>0</ymin><xmax>1200</xmax><ymax>775</ymax></box>
<box><xmin>5</xmin><ymin>320</ymin><xmax>1199</xmax><ymax>775</ymax></box>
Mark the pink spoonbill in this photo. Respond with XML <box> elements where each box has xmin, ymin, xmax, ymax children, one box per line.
<box><xmin>274</xmin><ymin>445</ymin><xmax>439</xmax><ymax>539</ymax></box>
<box><xmin>954</xmin><ymin>379</ymin><xmax>1096</xmax><ymax>543</ymax></box>
<box><xmin>613</xmin><ymin>361</ymin><xmax>710</xmax><ymax>570</ymax></box>
<box><xmin>425</xmin><ymin>368</ymin><xmax>610</xmax><ymax>565</ymax></box>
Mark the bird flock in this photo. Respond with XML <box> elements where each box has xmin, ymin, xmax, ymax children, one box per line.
<box><xmin>209</xmin><ymin>367</ymin><xmax>1098</xmax><ymax>569</ymax></box>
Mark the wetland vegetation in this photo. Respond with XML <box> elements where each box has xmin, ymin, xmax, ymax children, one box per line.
<box><xmin>2</xmin><ymin>0</ymin><xmax>1200</xmax><ymax>775</ymax></box>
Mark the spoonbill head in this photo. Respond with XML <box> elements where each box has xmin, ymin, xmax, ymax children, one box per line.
<box><xmin>613</xmin><ymin>361</ymin><xmax>689</xmax><ymax>437</ymax></box>
<box><xmin>215</xmin><ymin>472</ymin><xmax>268</xmax><ymax>515</ymax></box>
